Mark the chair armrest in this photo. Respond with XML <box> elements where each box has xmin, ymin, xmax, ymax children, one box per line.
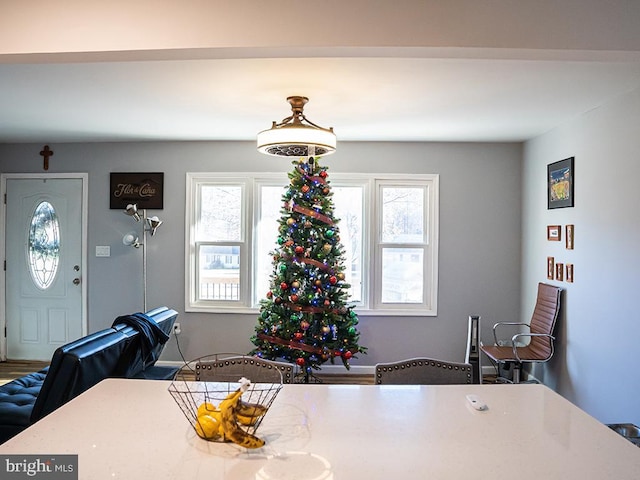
<box><xmin>511</xmin><ymin>333</ymin><xmax>556</xmax><ymax>362</ymax></box>
<box><xmin>492</xmin><ymin>322</ymin><xmax>530</xmax><ymax>345</ymax></box>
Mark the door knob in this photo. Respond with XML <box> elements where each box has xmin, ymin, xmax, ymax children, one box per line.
<box><xmin>73</xmin><ymin>278</ymin><xmax>81</xmax><ymax>285</ymax></box>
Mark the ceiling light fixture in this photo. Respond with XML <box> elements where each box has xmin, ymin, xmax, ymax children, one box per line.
<box><xmin>257</xmin><ymin>96</ymin><xmax>336</xmax><ymax>157</ymax></box>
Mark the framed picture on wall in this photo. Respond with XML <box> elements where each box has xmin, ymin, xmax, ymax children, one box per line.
<box><xmin>566</xmin><ymin>224</ymin><xmax>574</xmax><ymax>249</ymax></box>
<box><xmin>547</xmin><ymin>256</ymin><xmax>555</xmax><ymax>280</ymax></box>
<box><xmin>556</xmin><ymin>263</ymin><xmax>564</xmax><ymax>281</ymax></box>
<box><xmin>110</xmin><ymin>172</ymin><xmax>164</xmax><ymax>209</ymax></box>
<box><xmin>547</xmin><ymin>225</ymin><xmax>562</xmax><ymax>241</ymax></box>
<box><xmin>547</xmin><ymin>157</ymin><xmax>574</xmax><ymax>209</ymax></box>
<box><xmin>566</xmin><ymin>263</ymin><xmax>574</xmax><ymax>283</ymax></box>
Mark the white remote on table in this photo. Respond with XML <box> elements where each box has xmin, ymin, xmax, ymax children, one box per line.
<box><xmin>466</xmin><ymin>394</ymin><xmax>487</xmax><ymax>411</ymax></box>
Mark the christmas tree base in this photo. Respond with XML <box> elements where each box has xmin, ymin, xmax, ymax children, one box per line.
<box><xmin>295</xmin><ymin>370</ymin><xmax>323</xmax><ymax>384</ymax></box>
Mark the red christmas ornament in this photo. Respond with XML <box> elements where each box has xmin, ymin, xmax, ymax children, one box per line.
<box><xmin>319</xmin><ymin>171</ymin><xmax>328</xmax><ymax>179</ymax></box>
<box><xmin>333</xmin><ymin>350</ymin><xmax>342</xmax><ymax>357</ymax></box>
<box><xmin>301</xmin><ymin>185</ymin><xmax>310</xmax><ymax>193</ymax></box>
<box><xmin>280</xmin><ymin>282</ymin><xmax>288</xmax><ymax>290</ymax></box>
<box><xmin>324</xmin><ymin>299</ymin><xmax>330</xmax><ymax>306</ymax></box>
<box><xmin>275</xmin><ymin>297</ymin><xmax>282</xmax><ymax>304</ymax></box>
<box><xmin>290</xmin><ymin>294</ymin><xmax>299</xmax><ymax>302</ymax></box>
<box><xmin>266</xmin><ymin>291</ymin><xmax>273</xmax><ymax>298</ymax></box>
<box><xmin>295</xmin><ymin>245</ymin><xmax>304</xmax><ymax>254</ymax></box>
<box><xmin>343</xmin><ymin>351</ymin><xmax>353</xmax><ymax>360</ymax></box>
<box><xmin>296</xmin><ymin>358</ymin><xmax>306</xmax><ymax>366</ymax></box>
<box><xmin>329</xmin><ymin>276</ymin><xmax>337</xmax><ymax>285</ymax></box>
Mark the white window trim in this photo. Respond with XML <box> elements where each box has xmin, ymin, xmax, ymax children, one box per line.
<box><xmin>185</xmin><ymin>173</ymin><xmax>256</xmax><ymax>313</ymax></box>
<box><xmin>185</xmin><ymin>172</ymin><xmax>438</xmax><ymax>316</ymax></box>
<box><xmin>370</xmin><ymin>177</ymin><xmax>439</xmax><ymax>315</ymax></box>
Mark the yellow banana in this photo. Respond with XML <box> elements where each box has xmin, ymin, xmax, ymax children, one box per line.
<box><xmin>195</xmin><ymin>413</ymin><xmax>222</xmax><ymax>440</ymax></box>
<box><xmin>237</xmin><ymin>399</ymin><xmax>268</xmax><ymax>418</ymax></box>
<box><xmin>217</xmin><ymin>385</ymin><xmax>247</xmax><ymax>412</ymax></box>
<box><xmin>219</xmin><ymin>391</ymin><xmax>265</xmax><ymax>449</ymax></box>
<box><xmin>197</xmin><ymin>401</ymin><xmax>217</xmax><ymax>417</ymax></box>
<box><xmin>221</xmin><ymin>383</ymin><xmax>265</xmax><ymax>448</ymax></box>
<box><xmin>236</xmin><ymin>413</ymin><xmax>259</xmax><ymax>426</ymax></box>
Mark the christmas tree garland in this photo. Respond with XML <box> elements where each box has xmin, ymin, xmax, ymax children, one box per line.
<box><xmin>291</xmin><ymin>204</ymin><xmax>334</xmax><ymax>226</ymax></box>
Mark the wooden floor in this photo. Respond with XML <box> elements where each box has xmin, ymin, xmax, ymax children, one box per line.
<box><xmin>0</xmin><ymin>360</ymin><xmax>49</xmax><ymax>384</ymax></box>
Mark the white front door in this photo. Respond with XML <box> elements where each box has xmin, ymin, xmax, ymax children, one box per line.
<box><xmin>2</xmin><ymin>175</ymin><xmax>87</xmax><ymax>360</ymax></box>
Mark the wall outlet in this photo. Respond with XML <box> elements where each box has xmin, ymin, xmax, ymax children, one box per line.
<box><xmin>173</xmin><ymin>323</ymin><xmax>181</xmax><ymax>335</ymax></box>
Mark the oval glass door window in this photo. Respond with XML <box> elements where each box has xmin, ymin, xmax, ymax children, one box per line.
<box><xmin>28</xmin><ymin>201</ymin><xmax>61</xmax><ymax>289</ymax></box>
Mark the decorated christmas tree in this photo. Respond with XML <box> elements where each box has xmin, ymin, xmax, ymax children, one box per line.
<box><xmin>251</xmin><ymin>156</ymin><xmax>366</xmax><ymax>380</ymax></box>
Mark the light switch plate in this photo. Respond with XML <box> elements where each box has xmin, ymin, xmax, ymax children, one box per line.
<box><xmin>95</xmin><ymin>246</ymin><xmax>111</xmax><ymax>257</ymax></box>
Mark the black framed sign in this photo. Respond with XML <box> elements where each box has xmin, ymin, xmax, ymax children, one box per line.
<box><xmin>547</xmin><ymin>157</ymin><xmax>574</xmax><ymax>209</ymax></box>
<box><xmin>110</xmin><ymin>172</ymin><xmax>164</xmax><ymax>209</ymax></box>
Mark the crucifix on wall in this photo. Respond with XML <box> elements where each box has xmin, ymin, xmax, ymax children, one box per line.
<box><xmin>39</xmin><ymin>145</ymin><xmax>53</xmax><ymax>171</ymax></box>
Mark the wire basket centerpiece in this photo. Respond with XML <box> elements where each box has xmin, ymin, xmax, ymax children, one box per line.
<box><xmin>168</xmin><ymin>354</ymin><xmax>283</xmax><ymax>449</ymax></box>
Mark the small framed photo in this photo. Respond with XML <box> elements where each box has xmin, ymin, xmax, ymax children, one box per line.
<box><xmin>548</xmin><ymin>157</ymin><xmax>575</xmax><ymax>209</ymax></box>
<box><xmin>547</xmin><ymin>225</ymin><xmax>562</xmax><ymax>241</ymax></box>
<box><xmin>556</xmin><ymin>263</ymin><xmax>564</xmax><ymax>281</ymax></box>
<box><xmin>566</xmin><ymin>224</ymin><xmax>574</xmax><ymax>249</ymax></box>
<box><xmin>566</xmin><ymin>263</ymin><xmax>574</xmax><ymax>283</ymax></box>
<box><xmin>547</xmin><ymin>257</ymin><xmax>555</xmax><ymax>280</ymax></box>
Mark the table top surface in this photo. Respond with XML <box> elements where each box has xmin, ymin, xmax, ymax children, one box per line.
<box><xmin>1</xmin><ymin>379</ymin><xmax>639</xmax><ymax>479</ymax></box>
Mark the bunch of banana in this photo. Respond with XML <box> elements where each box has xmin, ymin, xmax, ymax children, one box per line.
<box><xmin>194</xmin><ymin>378</ymin><xmax>267</xmax><ymax>449</ymax></box>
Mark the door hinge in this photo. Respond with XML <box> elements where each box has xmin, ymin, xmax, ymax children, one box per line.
<box><xmin>3</xmin><ymin>193</ymin><xmax>6</xmax><ymax>204</ymax></box>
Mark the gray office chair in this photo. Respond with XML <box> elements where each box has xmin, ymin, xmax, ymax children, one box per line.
<box><xmin>374</xmin><ymin>358</ymin><xmax>473</xmax><ymax>385</ymax></box>
<box><xmin>194</xmin><ymin>354</ymin><xmax>294</xmax><ymax>384</ymax></box>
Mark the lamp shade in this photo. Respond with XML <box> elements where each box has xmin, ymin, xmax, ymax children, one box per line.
<box><xmin>257</xmin><ymin>96</ymin><xmax>336</xmax><ymax>157</ymax></box>
<box><xmin>146</xmin><ymin>216</ymin><xmax>163</xmax><ymax>236</ymax></box>
<box><xmin>124</xmin><ymin>204</ymin><xmax>141</xmax><ymax>222</ymax></box>
<box><xmin>123</xmin><ymin>232</ymin><xmax>140</xmax><ymax>248</ymax></box>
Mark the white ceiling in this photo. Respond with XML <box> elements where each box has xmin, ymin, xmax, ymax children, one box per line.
<box><xmin>1</xmin><ymin>55</ymin><xmax>640</xmax><ymax>144</ymax></box>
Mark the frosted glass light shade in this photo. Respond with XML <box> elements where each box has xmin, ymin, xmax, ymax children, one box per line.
<box><xmin>257</xmin><ymin>124</ymin><xmax>336</xmax><ymax>157</ymax></box>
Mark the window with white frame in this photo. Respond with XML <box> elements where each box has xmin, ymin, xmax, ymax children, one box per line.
<box><xmin>186</xmin><ymin>173</ymin><xmax>438</xmax><ymax>315</ymax></box>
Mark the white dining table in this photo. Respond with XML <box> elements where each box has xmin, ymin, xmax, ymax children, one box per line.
<box><xmin>1</xmin><ymin>378</ymin><xmax>639</xmax><ymax>479</ymax></box>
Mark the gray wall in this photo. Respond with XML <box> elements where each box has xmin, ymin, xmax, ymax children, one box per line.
<box><xmin>0</xmin><ymin>141</ymin><xmax>522</xmax><ymax>368</ymax></box>
<box><xmin>523</xmin><ymin>86</ymin><xmax>640</xmax><ymax>425</ymax></box>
